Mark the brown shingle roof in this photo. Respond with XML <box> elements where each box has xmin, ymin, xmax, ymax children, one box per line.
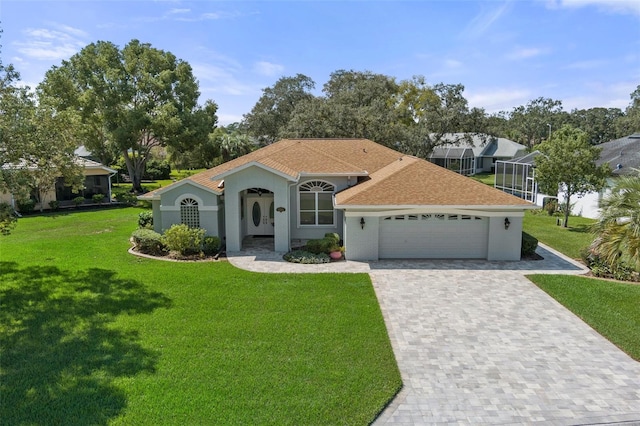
<box><xmin>141</xmin><ymin>138</ymin><xmax>532</xmax><ymax>207</ymax></box>
<box><xmin>335</xmin><ymin>155</ymin><xmax>532</xmax><ymax>207</ymax></box>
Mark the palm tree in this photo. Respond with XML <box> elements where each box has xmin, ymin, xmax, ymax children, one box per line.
<box><xmin>591</xmin><ymin>170</ymin><xmax>640</xmax><ymax>271</ymax></box>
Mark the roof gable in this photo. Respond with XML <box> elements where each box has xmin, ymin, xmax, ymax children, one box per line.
<box><xmin>336</xmin><ymin>155</ymin><xmax>532</xmax><ymax>207</ymax></box>
<box><xmin>596</xmin><ymin>133</ymin><xmax>640</xmax><ymax>175</ymax></box>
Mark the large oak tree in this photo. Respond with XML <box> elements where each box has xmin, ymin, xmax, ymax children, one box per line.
<box><xmin>40</xmin><ymin>39</ymin><xmax>217</xmax><ymax>193</ymax></box>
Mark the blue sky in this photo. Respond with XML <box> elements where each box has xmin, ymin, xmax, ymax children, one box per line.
<box><xmin>2</xmin><ymin>0</ymin><xmax>639</xmax><ymax>125</ymax></box>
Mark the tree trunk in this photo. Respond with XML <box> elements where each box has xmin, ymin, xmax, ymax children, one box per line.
<box><xmin>563</xmin><ymin>194</ymin><xmax>571</xmax><ymax>228</ymax></box>
<box><xmin>122</xmin><ymin>152</ymin><xmax>144</xmax><ymax>194</ymax></box>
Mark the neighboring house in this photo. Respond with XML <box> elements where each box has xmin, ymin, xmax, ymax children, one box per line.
<box><xmin>494</xmin><ymin>151</ymin><xmax>554</xmax><ymax>206</ymax></box>
<box><xmin>427</xmin><ymin>134</ymin><xmax>527</xmax><ymax>176</ymax></box>
<box><xmin>1</xmin><ymin>153</ymin><xmax>116</xmax><ymax>211</ymax></box>
<box><xmin>140</xmin><ymin>138</ymin><xmax>534</xmax><ymax>261</ymax></box>
<box><xmin>558</xmin><ymin>133</ymin><xmax>640</xmax><ymax>219</ymax></box>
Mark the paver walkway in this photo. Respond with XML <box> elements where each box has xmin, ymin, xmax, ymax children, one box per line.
<box><xmin>227</xmin><ymin>241</ymin><xmax>640</xmax><ymax>424</ymax></box>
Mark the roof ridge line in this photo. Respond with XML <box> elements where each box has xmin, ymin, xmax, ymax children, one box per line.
<box><xmin>301</xmin><ymin>141</ymin><xmax>369</xmax><ymax>174</ymax></box>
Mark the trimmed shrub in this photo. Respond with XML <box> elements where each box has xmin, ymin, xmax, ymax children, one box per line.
<box><xmin>17</xmin><ymin>199</ymin><xmax>35</xmax><ymax>213</ymax></box>
<box><xmin>305</xmin><ymin>237</ymin><xmax>336</xmax><ymax>255</ymax></box>
<box><xmin>521</xmin><ymin>232</ymin><xmax>538</xmax><ymax>256</ymax></box>
<box><xmin>131</xmin><ymin>229</ymin><xmax>166</xmax><ymax>255</ymax></box>
<box><xmin>283</xmin><ymin>250</ymin><xmax>331</xmax><ymax>264</ymax></box>
<box><xmin>138</xmin><ymin>211</ymin><xmax>154</xmax><ymax>229</ymax></box>
<box><xmin>73</xmin><ymin>196</ymin><xmax>85</xmax><ymax>208</ymax></box>
<box><xmin>113</xmin><ymin>189</ymin><xmax>138</xmax><ymax>205</ymax></box>
<box><xmin>543</xmin><ymin>199</ymin><xmax>558</xmax><ymax>216</ymax></box>
<box><xmin>324</xmin><ymin>232</ymin><xmax>340</xmax><ymax>243</ymax></box>
<box><xmin>48</xmin><ymin>200</ymin><xmax>60</xmax><ymax>211</ymax></box>
<box><xmin>92</xmin><ymin>193</ymin><xmax>105</xmax><ymax>204</ymax></box>
<box><xmin>162</xmin><ymin>224</ymin><xmax>205</xmax><ymax>256</ymax></box>
<box><xmin>202</xmin><ymin>236</ymin><xmax>221</xmax><ymax>255</ymax></box>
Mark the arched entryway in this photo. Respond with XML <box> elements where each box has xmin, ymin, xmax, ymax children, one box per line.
<box><xmin>245</xmin><ymin>188</ymin><xmax>274</xmax><ymax>236</ymax></box>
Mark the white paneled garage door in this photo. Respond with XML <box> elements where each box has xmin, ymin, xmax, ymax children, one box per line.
<box><xmin>379</xmin><ymin>214</ymin><xmax>489</xmax><ymax>259</ymax></box>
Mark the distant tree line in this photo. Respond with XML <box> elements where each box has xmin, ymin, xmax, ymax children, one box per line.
<box><xmin>243</xmin><ymin>70</ymin><xmax>640</xmax><ymax>154</ymax></box>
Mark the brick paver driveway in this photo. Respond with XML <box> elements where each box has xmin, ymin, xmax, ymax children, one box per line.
<box><xmin>371</xmin><ymin>250</ymin><xmax>640</xmax><ymax>424</ymax></box>
<box><xmin>228</xmin><ymin>243</ymin><xmax>640</xmax><ymax>424</ymax></box>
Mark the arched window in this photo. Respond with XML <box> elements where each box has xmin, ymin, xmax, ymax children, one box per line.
<box><xmin>298</xmin><ymin>181</ymin><xmax>335</xmax><ymax>226</ymax></box>
<box><xmin>180</xmin><ymin>197</ymin><xmax>200</xmax><ymax>228</ymax></box>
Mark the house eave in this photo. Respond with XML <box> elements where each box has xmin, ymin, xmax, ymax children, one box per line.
<box><xmin>298</xmin><ymin>172</ymin><xmax>369</xmax><ymax>178</ymax></box>
<box><xmin>137</xmin><ymin>179</ymin><xmax>222</xmax><ymax>200</ymax></box>
<box><xmin>211</xmin><ymin>161</ymin><xmax>298</xmax><ymax>182</ymax></box>
<box><xmin>335</xmin><ymin>203</ymin><xmax>537</xmax><ymax>211</ymax></box>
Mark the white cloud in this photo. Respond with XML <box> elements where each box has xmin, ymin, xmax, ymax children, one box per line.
<box><xmin>546</xmin><ymin>0</ymin><xmax>640</xmax><ymax>17</ymax></box>
<box><xmin>253</xmin><ymin>61</ymin><xmax>284</xmax><ymax>77</ymax></box>
<box><xmin>506</xmin><ymin>47</ymin><xmax>550</xmax><ymax>60</ymax></box>
<box><xmin>563</xmin><ymin>81</ymin><xmax>639</xmax><ymax>110</ymax></box>
<box><xmin>168</xmin><ymin>8</ymin><xmax>190</xmax><ymax>15</ymax></box>
<box><xmin>562</xmin><ymin>59</ymin><xmax>607</xmax><ymax>70</ymax></box>
<box><xmin>14</xmin><ymin>25</ymin><xmax>87</xmax><ymax>61</ymax></box>
<box><xmin>192</xmin><ymin>63</ymin><xmax>258</xmax><ymax>97</ymax></box>
<box><xmin>461</xmin><ymin>1</ymin><xmax>512</xmax><ymax>39</ymax></box>
<box><xmin>444</xmin><ymin>59</ymin><xmax>463</xmax><ymax>69</ymax></box>
<box><xmin>466</xmin><ymin>88</ymin><xmax>532</xmax><ymax>113</ymax></box>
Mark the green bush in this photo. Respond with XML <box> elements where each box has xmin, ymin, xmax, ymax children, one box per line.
<box><xmin>202</xmin><ymin>236</ymin><xmax>221</xmax><ymax>255</ymax></box>
<box><xmin>581</xmin><ymin>247</ymin><xmax>639</xmax><ymax>282</ymax></box>
<box><xmin>138</xmin><ymin>211</ymin><xmax>154</xmax><ymax>229</ymax></box>
<box><xmin>0</xmin><ymin>202</ymin><xmax>17</xmax><ymax>236</ymax></box>
<box><xmin>324</xmin><ymin>232</ymin><xmax>340</xmax><ymax>243</ymax></box>
<box><xmin>305</xmin><ymin>237</ymin><xmax>337</xmax><ymax>255</ymax></box>
<box><xmin>144</xmin><ymin>159</ymin><xmax>171</xmax><ymax>180</ymax></box>
<box><xmin>283</xmin><ymin>250</ymin><xmax>331</xmax><ymax>264</ymax></box>
<box><xmin>131</xmin><ymin>229</ymin><xmax>166</xmax><ymax>255</ymax></box>
<box><xmin>162</xmin><ymin>224</ymin><xmax>205</xmax><ymax>256</ymax></box>
<box><xmin>543</xmin><ymin>199</ymin><xmax>558</xmax><ymax>216</ymax></box>
<box><xmin>92</xmin><ymin>193</ymin><xmax>105</xmax><ymax>204</ymax></box>
<box><xmin>17</xmin><ymin>199</ymin><xmax>35</xmax><ymax>213</ymax></box>
<box><xmin>73</xmin><ymin>196</ymin><xmax>85</xmax><ymax>208</ymax></box>
<box><xmin>114</xmin><ymin>190</ymin><xmax>138</xmax><ymax>205</ymax></box>
<box><xmin>521</xmin><ymin>231</ymin><xmax>538</xmax><ymax>256</ymax></box>
<box><xmin>48</xmin><ymin>200</ymin><xmax>60</xmax><ymax>211</ymax></box>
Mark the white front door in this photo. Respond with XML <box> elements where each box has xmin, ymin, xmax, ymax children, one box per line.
<box><xmin>246</xmin><ymin>196</ymin><xmax>275</xmax><ymax>236</ymax></box>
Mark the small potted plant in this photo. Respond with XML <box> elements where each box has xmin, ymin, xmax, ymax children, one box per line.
<box><xmin>329</xmin><ymin>244</ymin><xmax>344</xmax><ymax>260</ymax></box>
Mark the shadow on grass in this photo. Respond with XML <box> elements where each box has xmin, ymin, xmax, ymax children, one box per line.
<box><xmin>0</xmin><ymin>262</ymin><xmax>171</xmax><ymax>425</ymax></box>
<box><xmin>568</xmin><ymin>224</ymin><xmax>592</xmax><ymax>234</ymax></box>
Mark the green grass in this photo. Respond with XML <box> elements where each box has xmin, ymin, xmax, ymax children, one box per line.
<box><xmin>523</xmin><ymin>211</ymin><xmax>596</xmax><ymax>259</ymax></box>
<box><xmin>112</xmin><ymin>169</ymin><xmax>206</xmax><ymax>193</ymax></box>
<box><xmin>470</xmin><ymin>172</ymin><xmax>495</xmax><ymax>186</ymax></box>
<box><xmin>528</xmin><ymin>274</ymin><xmax>640</xmax><ymax>361</ymax></box>
<box><xmin>0</xmin><ymin>208</ymin><xmax>401</xmax><ymax>425</ymax></box>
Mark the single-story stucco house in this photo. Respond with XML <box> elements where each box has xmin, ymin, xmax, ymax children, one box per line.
<box><xmin>427</xmin><ymin>134</ymin><xmax>527</xmax><ymax>176</ymax></box>
<box><xmin>140</xmin><ymin>138</ymin><xmax>535</xmax><ymax>261</ymax></box>
<box><xmin>1</xmin><ymin>156</ymin><xmax>116</xmax><ymax>211</ymax></box>
<box><xmin>558</xmin><ymin>133</ymin><xmax>640</xmax><ymax>219</ymax></box>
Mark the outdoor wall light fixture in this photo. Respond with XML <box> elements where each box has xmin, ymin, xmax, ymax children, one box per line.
<box><xmin>360</xmin><ymin>217</ymin><xmax>366</xmax><ymax>229</ymax></box>
<box><xmin>504</xmin><ymin>217</ymin><xmax>510</xmax><ymax>230</ymax></box>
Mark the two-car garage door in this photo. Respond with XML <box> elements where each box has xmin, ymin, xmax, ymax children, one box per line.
<box><xmin>379</xmin><ymin>214</ymin><xmax>489</xmax><ymax>259</ymax></box>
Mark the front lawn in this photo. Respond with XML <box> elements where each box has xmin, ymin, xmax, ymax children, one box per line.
<box><xmin>528</xmin><ymin>274</ymin><xmax>640</xmax><ymax>361</ymax></box>
<box><xmin>523</xmin><ymin>211</ymin><xmax>596</xmax><ymax>259</ymax></box>
<box><xmin>0</xmin><ymin>208</ymin><xmax>401</xmax><ymax>425</ymax></box>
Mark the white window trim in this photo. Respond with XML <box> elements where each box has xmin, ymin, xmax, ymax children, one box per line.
<box><xmin>297</xmin><ymin>180</ymin><xmax>336</xmax><ymax>227</ymax></box>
